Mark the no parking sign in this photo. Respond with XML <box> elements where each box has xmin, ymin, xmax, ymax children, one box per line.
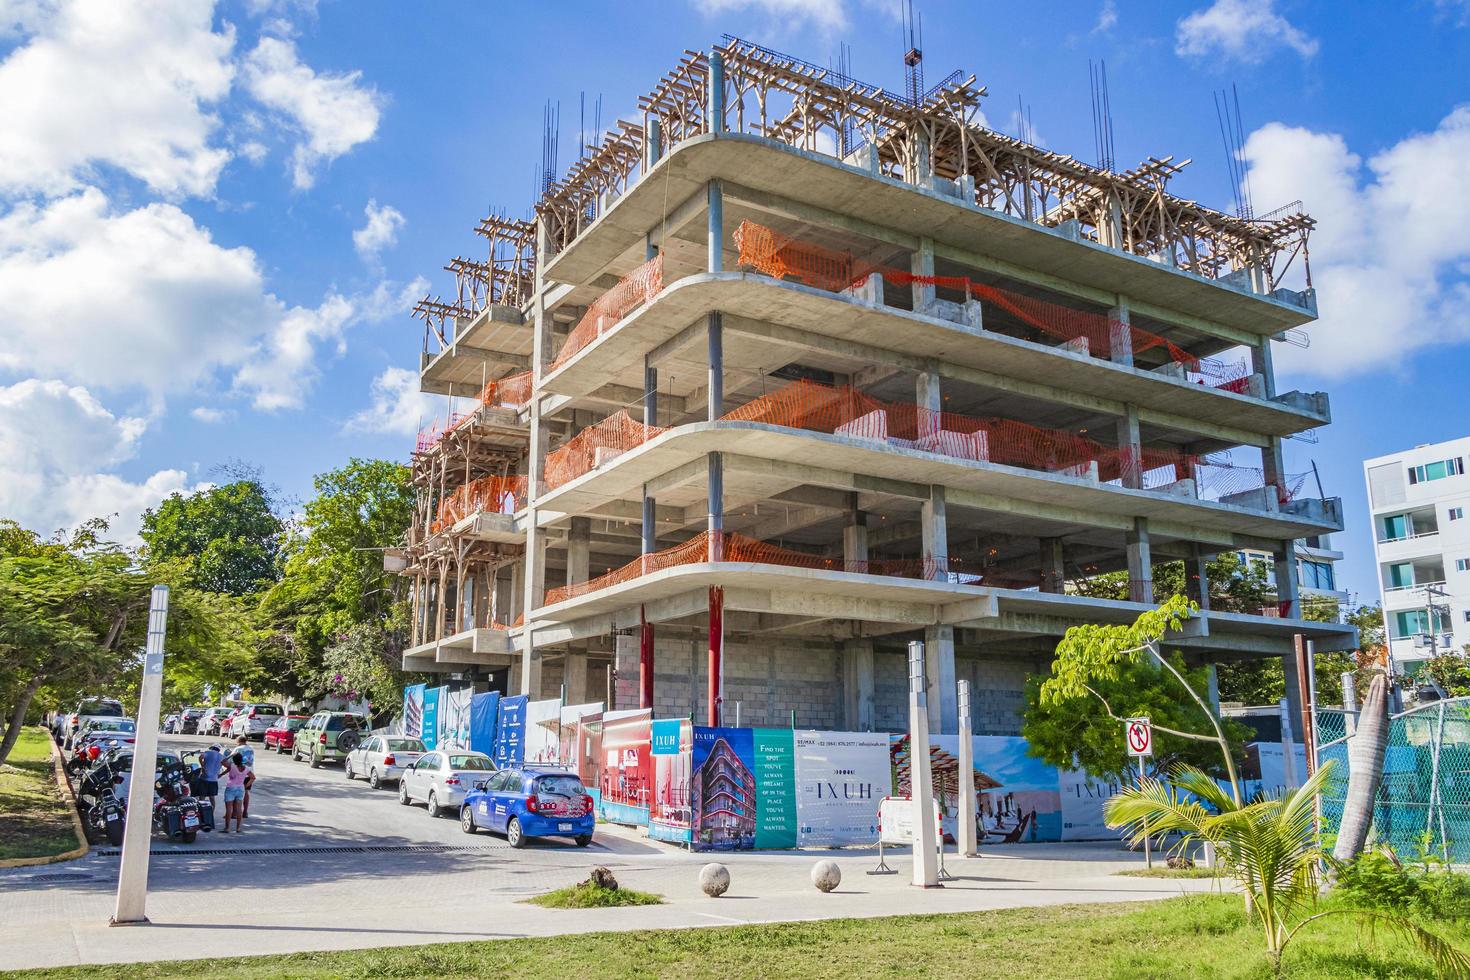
<box><xmin>1126</xmin><ymin>718</ymin><xmax>1152</xmax><ymax>758</ymax></box>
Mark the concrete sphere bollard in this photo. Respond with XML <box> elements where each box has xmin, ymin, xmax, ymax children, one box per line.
<box><xmin>699</xmin><ymin>862</ymin><xmax>731</xmax><ymax>898</ymax></box>
<box><xmin>811</xmin><ymin>860</ymin><xmax>841</xmax><ymax>893</ymax></box>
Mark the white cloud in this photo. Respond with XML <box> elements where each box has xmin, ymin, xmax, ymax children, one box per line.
<box><xmin>692</xmin><ymin>0</ymin><xmax>849</xmax><ymax>33</ymax></box>
<box><xmin>1093</xmin><ymin>0</ymin><xmax>1117</xmax><ymax>33</ymax></box>
<box><xmin>1176</xmin><ymin>0</ymin><xmax>1318</xmax><ymax>64</ymax></box>
<box><xmin>0</xmin><ymin>0</ymin><xmax>234</xmax><ymax>198</ymax></box>
<box><xmin>1244</xmin><ymin>104</ymin><xmax>1470</xmax><ymax>378</ymax></box>
<box><xmin>242</xmin><ymin>36</ymin><xmax>381</xmax><ymax>190</ymax></box>
<box><xmin>0</xmin><ymin>378</ymin><xmax>200</xmax><ymax>540</ymax></box>
<box><xmin>190</xmin><ymin>405</ymin><xmax>232</xmax><ymax>423</ymax></box>
<box><xmin>0</xmin><ymin>187</ymin><xmax>406</xmax><ymax>411</ymax></box>
<box><xmin>353</xmin><ymin>199</ymin><xmax>404</xmax><ymax>261</ymax></box>
<box><xmin>346</xmin><ymin>366</ymin><xmax>440</xmax><ymax>436</ymax></box>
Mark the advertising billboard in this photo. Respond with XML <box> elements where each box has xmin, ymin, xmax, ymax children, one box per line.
<box><xmin>468</xmin><ymin>691</ymin><xmax>500</xmax><ymax>757</ymax></box>
<box><xmin>420</xmin><ymin>686</ymin><xmax>442</xmax><ymax>751</ymax></box>
<box><xmin>793</xmin><ymin>730</ymin><xmax>888</xmax><ymax>847</ymax></box>
<box><xmin>598</xmin><ymin>708</ymin><xmax>652</xmax><ymax>826</ymax></box>
<box><xmin>401</xmin><ymin>684</ymin><xmax>425</xmax><ymax>739</ymax></box>
<box><xmin>648</xmin><ymin>718</ymin><xmax>692</xmax><ymax>844</ymax></box>
<box><xmin>493</xmin><ymin>695</ymin><xmax>528</xmax><ymax>768</ymax></box>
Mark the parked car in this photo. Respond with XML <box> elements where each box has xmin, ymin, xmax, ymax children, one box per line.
<box><xmin>63</xmin><ymin>697</ymin><xmax>126</xmax><ymax>749</ymax></box>
<box><xmin>398</xmin><ymin>750</ymin><xmax>496</xmax><ymax>817</ymax></box>
<box><xmin>198</xmin><ymin>707</ymin><xmax>236</xmax><ymax>737</ymax></box>
<box><xmin>344</xmin><ymin>734</ymin><xmax>426</xmax><ymax>789</ymax></box>
<box><xmin>263</xmin><ymin>715</ymin><xmax>309</xmax><ymax>753</ymax></box>
<box><xmin>228</xmin><ymin>703</ymin><xmax>285</xmax><ymax>740</ymax></box>
<box><xmin>292</xmin><ymin>711</ymin><xmax>368</xmax><ymax>768</ymax></box>
<box><xmin>161</xmin><ymin>714</ymin><xmax>179</xmax><ymax>734</ymax></box>
<box><xmin>178</xmin><ymin>707</ymin><xmax>207</xmax><ymax>734</ymax></box>
<box><xmin>460</xmin><ymin>766</ymin><xmax>594</xmax><ymax>847</ymax></box>
<box><xmin>75</xmin><ymin>718</ymin><xmax>137</xmax><ymax>753</ymax></box>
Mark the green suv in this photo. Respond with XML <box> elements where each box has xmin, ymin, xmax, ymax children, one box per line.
<box><xmin>293</xmin><ymin>711</ymin><xmax>368</xmax><ymax>768</ymax></box>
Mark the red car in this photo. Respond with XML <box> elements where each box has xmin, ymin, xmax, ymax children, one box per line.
<box><xmin>264</xmin><ymin>715</ymin><xmax>311</xmax><ymax>753</ymax></box>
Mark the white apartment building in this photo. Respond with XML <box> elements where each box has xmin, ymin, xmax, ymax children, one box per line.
<box><xmin>1365</xmin><ymin>436</ymin><xmax>1470</xmax><ymax>672</ymax></box>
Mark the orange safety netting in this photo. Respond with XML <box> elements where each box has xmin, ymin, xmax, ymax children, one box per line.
<box><xmin>550</xmin><ymin>252</ymin><xmax>664</xmax><ymax>371</ymax></box>
<box><xmin>733</xmin><ymin>220</ymin><xmax>1250</xmax><ymax>390</ymax></box>
<box><xmin>542</xmin><ymin>410</ymin><xmax>667</xmax><ymax>491</ymax></box>
<box><xmin>541</xmin><ymin>529</ymin><xmax>1042</xmax><ymax>607</ymax></box>
<box><xmin>430</xmin><ymin>474</ymin><xmax>529</xmax><ymax>534</ymax></box>
<box><xmin>475</xmin><ymin>370</ymin><xmax>533</xmax><ymax>410</ymax></box>
<box><xmin>416</xmin><ymin>413</ymin><xmax>469</xmax><ymax>452</ymax></box>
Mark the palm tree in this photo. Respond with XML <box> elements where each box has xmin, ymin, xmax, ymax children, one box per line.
<box><xmin>1332</xmin><ymin>669</ymin><xmax>1390</xmax><ymax>863</ymax></box>
<box><xmin>1106</xmin><ymin>761</ymin><xmax>1468</xmax><ymax>975</ymax></box>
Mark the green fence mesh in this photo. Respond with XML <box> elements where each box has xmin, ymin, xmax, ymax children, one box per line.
<box><xmin>1318</xmin><ymin>698</ymin><xmax>1470</xmax><ymax>864</ymax></box>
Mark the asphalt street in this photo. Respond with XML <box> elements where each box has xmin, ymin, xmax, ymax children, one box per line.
<box><xmin>0</xmin><ymin>733</ymin><xmax>1222</xmax><ymax>971</ymax></box>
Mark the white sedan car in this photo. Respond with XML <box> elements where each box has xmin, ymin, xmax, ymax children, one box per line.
<box><xmin>397</xmin><ymin>750</ymin><xmax>496</xmax><ymax>817</ymax></box>
<box><xmin>344</xmin><ymin>734</ymin><xmax>426</xmax><ymax>789</ymax></box>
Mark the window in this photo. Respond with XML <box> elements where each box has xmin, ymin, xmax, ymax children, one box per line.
<box><xmin>1383</xmin><ymin>514</ymin><xmax>1409</xmax><ymax>540</ymax></box>
<box><xmin>1388</xmin><ymin>562</ymin><xmax>1415</xmax><ymax>588</ymax></box>
<box><xmin>1395</xmin><ymin>610</ymin><xmax>1429</xmax><ymax>637</ymax></box>
<box><xmin>1301</xmin><ymin>560</ymin><xmax>1335</xmax><ymax>591</ymax></box>
<box><xmin>1451</xmin><ymin>507</ymin><xmax>1465</xmax><ymax>521</ymax></box>
<box><xmin>1457</xmin><ymin>558</ymin><xmax>1470</xmax><ymax>572</ymax></box>
<box><xmin>1408</xmin><ymin>457</ymin><xmax>1465</xmax><ymax>484</ymax></box>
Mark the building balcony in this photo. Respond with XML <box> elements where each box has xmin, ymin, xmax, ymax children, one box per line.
<box><xmin>539</xmin><ymin>272</ymin><xmax>1329</xmax><ymax>441</ymax></box>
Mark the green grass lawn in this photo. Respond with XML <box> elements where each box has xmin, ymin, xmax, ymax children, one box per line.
<box><xmin>9</xmin><ymin>894</ymin><xmax>1463</xmax><ymax>979</ymax></box>
<box><xmin>0</xmin><ymin>727</ymin><xmax>79</xmax><ymax>862</ymax></box>
<box><xmin>1117</xmin><ymin>865</ymin><xmax>1223</xmax><ymax>879</ymax></box>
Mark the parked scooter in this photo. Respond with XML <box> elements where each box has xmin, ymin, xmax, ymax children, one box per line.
<box><xmin>79</xmin><ymin>753</ymin><xmax>127</xmax><ymax>846</ymax></box>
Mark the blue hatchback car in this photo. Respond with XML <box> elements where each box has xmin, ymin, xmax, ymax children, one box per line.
<box><xmin>460</xmin><ymin>766</ymin><xmax>596</xmax><ymax>848</ymax></box>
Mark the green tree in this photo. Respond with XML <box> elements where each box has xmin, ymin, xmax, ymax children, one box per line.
<box><xmin>140</xmin><ymin>477</ymin><xmax>283</xmax><ymax>596</ymax></box>
<box><xmin>1423</xmin><ymin>649</ymin><xmax>1470</xmax><ymax>698</ymax></box>
<box><xmin>0</xmin><ymin>519</ymin><xmax>253</xmax><ymax>765</ymax></box>
<box><xmin>259</xmin><ymin>459</ymin><xmax>414</xmax><ymax>701</ymax></box>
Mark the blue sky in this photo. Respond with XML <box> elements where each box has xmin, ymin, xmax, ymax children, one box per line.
<box><xmin>2</xmin><ymin>0</ymin><xmax>1467</xmax><ymax>606</ymax></box>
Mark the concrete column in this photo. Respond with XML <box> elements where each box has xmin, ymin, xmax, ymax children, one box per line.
<box><xmin>913</xmin><ymin>129</ymin><xmax>932</xmax><ymax>182</ymax></box>
<box><xmin>508</xmin><ymin>563</ymin><xmax>523</xmax><ymax>623</ymax></box>
<box><xmin>643</xmin><ymin>356</ymin><xmax>659</xmax><ymax>555</ymax></box>
<box><xmin>707</xmin><ymin>586</ymin><xmax>724</xmax><ymax>726</ymax></box>
<box><xmin>1127</xmin><ymin>517</ymin><xmax>1153</xmax><ymax>603</ymax></box>
<box><xmin>1040</xmin><ymin>537</ymin><xmax>1065</xmax><ymax>593</ymax></box>
<box><xmin>707</xmin><ymin>312</ymin><xmax>723</xmax><ymax>419</ymax></box>
<box><xmin>1108</xmin><ymin>297</ymin><xmax>1134</xmax><ymax>367</ymax></box>
<box><xmin>613</xmin><ymin>632</ymin><xmax>639</xmax><ymax>709</ymax></box>
<box><xmin>434</xmin><ymin>562</ymin><xmax>448</xmax><ymax>642</ymax></box>
<box><xmin>1116</xmin><ymin>403</ymin><xmax>1142</xmax><ymax>490</ymax></box>
<box><xmin>567</xmin><ymin>517</ymin><xmax>591</xmax><ymax>586</ymax></box>
<box><xmin>1275</xmin><ymin>540</ymin><xmax>1299</xmax><ymax>618</ymax></box>
<box><xmin>915</xmin><ymin>363</ymin><xmax>941</xmax><ymax>438</ymax></box>
<box><xmin>922</xmin><ymin>485</ymin><xmax>948</xmax><ymax>579</ymax></box>
<box><xmin>645</xmin><ymin>117</ymin><xmax>663</xmax><ymax>170</ymax></box>
<box><xmin>707</xmin><ymin>181</ymin><xmax>723</xmax><ymax>273</ymax></box>
<box><xmin>707</xmin><ymin>49</ymin><xmax>725</xmax><ymax>133</ymax></box>
<box><xmin>957</xmin><ymin>679</ymin><xmax>978</xmax><ymax>856</ymax></box>
<box><xmin>564</xmin><ymin>647</ymin><xmax>588</xmax><ymax>704</ymax></box>
<box><xmin>843</xmin><ymin>499</ymin><xmax>868</xmax><ymax>568</ymax></box>
<box><xmin>911</xmin><ymin>236</ymin><xmax>935</xmax><ymax>312</ymax></box>
<box><xmin>1251</xmin><ymin>338</ymin><xmax>1277</xmax><ymax>399</ymax></box>
<box><xmin>1206</xmin><ymin>664</ymin><xmax>1221</xmax><ymax>713</ymax></box>
<box><xmin>1186</xmin><ymin>544</ymin><xmax>1211</xmax><ymax>611</ymax></box>
<box><xmin>842</xmin><ymin>640</ymin><xmax>875</xmax><ymax>730</ymax></box>
<box><xmin>924</xmin><ymin>625</ymin><xmax>958</xmax><ymax>734</ymax></box>
<box><xmin>907</xmin><ymin>640</ymin><xmax>940</xmax><ymax>887</ymax></box>
<box><xmin>520</xmin><ymin>626</ymin><xmax>542</xmax><ymax>696</ymax></box>
<box><xmin>521</xmin><ymin>218</ymin><xmax>554</xmax><ymax>690</ymax></box>
<box><xmin>1262</xmin><ymin>436</ymin><xmax>1288</xmax><ymax>507</ymax></box>
<box><xmin>707</xmin><ymin>453</ymin><xmax>724</xmax><ymax>560</ymax></box>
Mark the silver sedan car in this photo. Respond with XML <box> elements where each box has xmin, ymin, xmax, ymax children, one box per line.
<box><xmin>397</xmin><ymin>750</ymin><xmax>496</xmax><ymax>817</ymax></box>
<box><xmin>344</xmin><ymin>734</ymin><xmax>426</xmax><ymax>789</ymax></box>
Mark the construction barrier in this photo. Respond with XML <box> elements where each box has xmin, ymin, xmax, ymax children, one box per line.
<box><xmin>475</xmin><ymin>370</ymin><xmax>533</xmax><ymax>410</ymax></box>
<box><xmin>542</xmin><ymin>410</ymin><xmax>667</xmax><ymax>491</ymax></box>
<box><xmin>732</xmin><ymin>220</ymin><xmax>1246</xmax><ymax>388</ymax></box>
<box><xmin>551</xmin><ymin>252</ymin><xmax>664</xmax><ymax>371</ymax></box>
<box><xmin>431</xmin><ymin>475</ymin><xmax>529</xmax><ymax>534</ymax></box>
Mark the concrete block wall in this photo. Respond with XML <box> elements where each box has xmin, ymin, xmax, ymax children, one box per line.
<box><xmin>960</xmin><ymin>655</ymin><xmax>1035</xmax><ymax>736</ymax></box>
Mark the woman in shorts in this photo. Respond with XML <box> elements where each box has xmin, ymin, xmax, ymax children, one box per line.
<box><xmin>220</xmin><ymin>753</ymin><xmax>249</xmax><ymax>833</ymax></box>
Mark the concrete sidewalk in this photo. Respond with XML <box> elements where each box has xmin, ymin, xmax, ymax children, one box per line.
<box><xmin>0</xmin><ymin>828</ymin><xmax>1223</xmax><ymax>971</ymax></box>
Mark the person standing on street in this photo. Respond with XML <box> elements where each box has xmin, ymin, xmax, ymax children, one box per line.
<box><xmin>197</xmin><ymin>743</ymin><xmax>224</xmax><ymax>821</ymax></box>
<box><xmin>234</xmin><ymin>735</ymin><xmax>256</xmax><ymax>819</ymax></box>
<box><xmin>220</xmin><ymin>753</ymin><xmax>249</xmax><ymax>833</ymax></box>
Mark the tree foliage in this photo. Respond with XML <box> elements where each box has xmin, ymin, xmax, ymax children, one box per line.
<box><xmin>140</xmin><ymin>478</ymin><xmax>283</xmax><ymax>596</ymax></box>
<box><xmin>259</xmin><ymin>458</ymin><xmax>414</xmax><ymax>700</ymax></box>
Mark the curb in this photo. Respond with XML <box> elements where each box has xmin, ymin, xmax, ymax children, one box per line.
<box><xmin>0</xmin><ymin>733</ymin><xmax>90</xmax><ymax>869</ymax></box>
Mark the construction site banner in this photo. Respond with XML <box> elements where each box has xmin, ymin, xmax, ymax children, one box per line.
<box><xmin>648</xmin><ymin>718</ymin><xmax>692</xmax><ymax>844</ymax></box>
<box><xmin>598</xmin><ymin>708</ymin><xmax>652</xmax><ymax>826</ymax></box>
<box><xmin>421</xmin><ymin>686</ymin><xmax>442</xmax><ymax>751</ymax></box>
<box><xmin>401</xmin><ymin>684</ymin><xmax>425</xmax><ymax>739</ymax></box>
<box><xmin>493</xmin><ymin>695</ymin><xmax>528</xmax><ymax>768</ymax></box>
<box><xmin>793</xmin><ymin>730</ymin><xmax>888</xmax><ymax>847</ymax></box>
<box><xmin>438</xmin><ymin>687</ymin><xmax>474</xmax><ymax>751</ymax></box>
<box><xmin>468</xmin><ymin>692</ymin><xmax>500</xmax><ymax>757</ymax></box>
<box><xmin>558</xmin><ymin>701</ymin><xmax>603</xmax><ymax>772</ymax></box>
<box><xmin>523</xmin><ymin>698</ymin><xmax>562</xmax><ymax>766</ymax></box>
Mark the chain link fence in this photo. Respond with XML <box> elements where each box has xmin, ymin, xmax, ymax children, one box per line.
<box><xmin>1317</xmin><ymin>697</ymin><xmax>1470</xmax><ymax>864</ymax></box>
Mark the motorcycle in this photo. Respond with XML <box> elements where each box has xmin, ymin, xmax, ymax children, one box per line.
<box><xmin>152</xmin><ymin>758</ymin><xmax>211</xmax><ymax>842</ymax></box>
<box><xmin>79</xmin><ymin>754</ymin><xmax>128</xmax><ymax>846</ymax></box>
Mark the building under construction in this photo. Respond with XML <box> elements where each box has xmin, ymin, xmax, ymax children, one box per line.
<box><xmin>396</xmin><ymin>37</ymin><xmax>1353</xmax><ymax>735</ymax></box>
